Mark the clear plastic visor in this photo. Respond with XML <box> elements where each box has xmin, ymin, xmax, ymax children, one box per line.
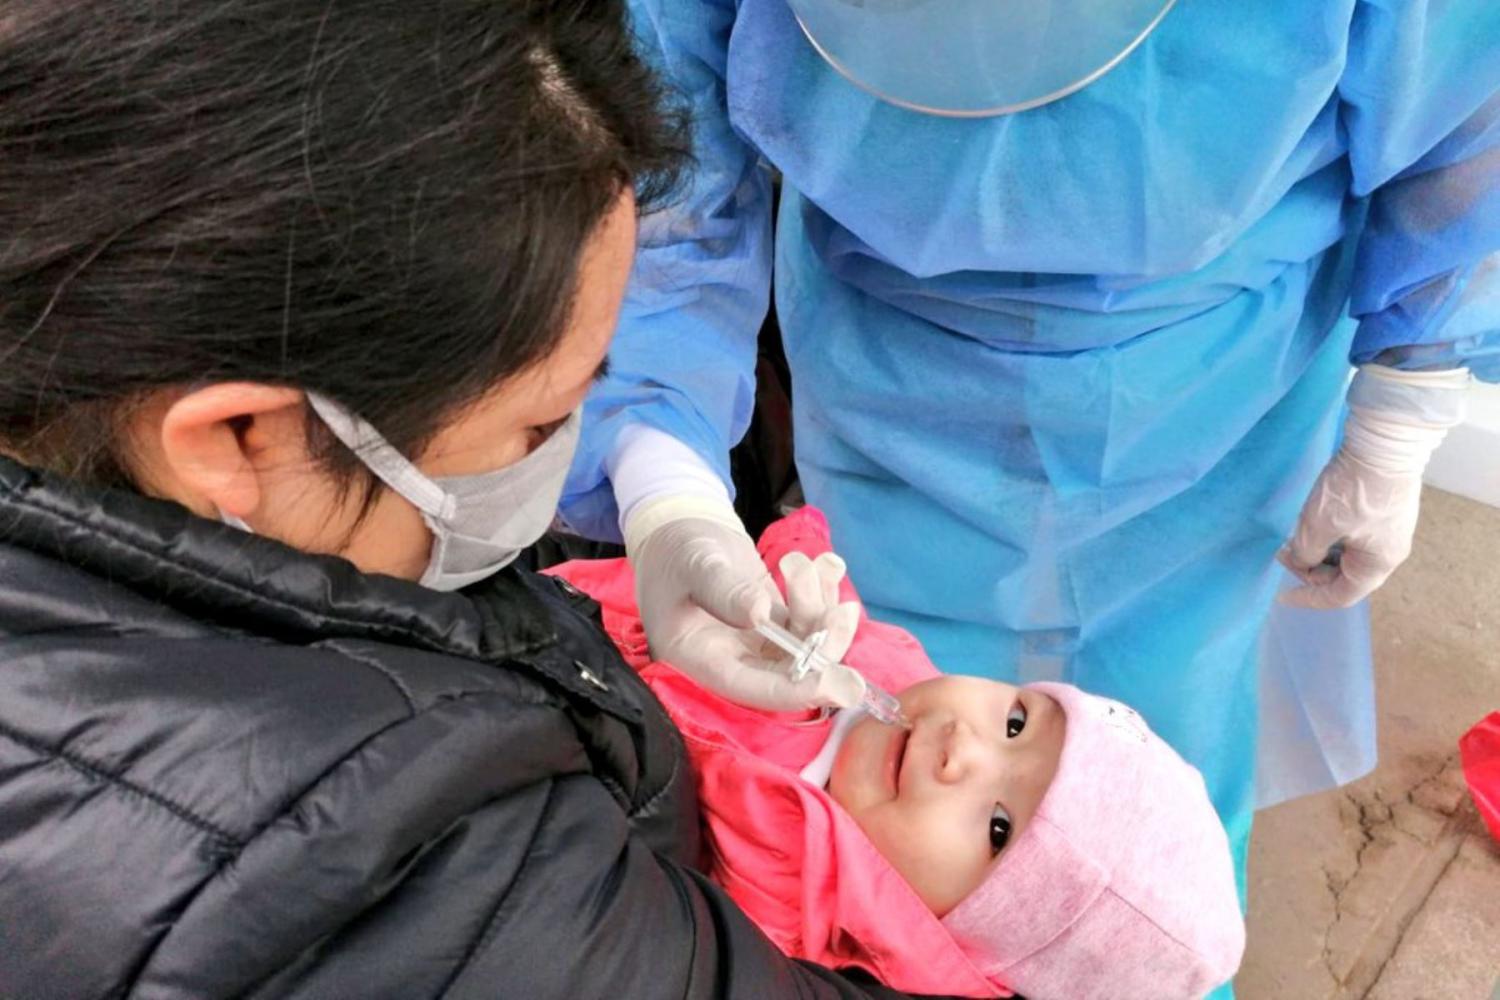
<box><xmin>787</xmin><ymin>0</ymin><xmax>1178</xmax><ymax>117</ymax></box>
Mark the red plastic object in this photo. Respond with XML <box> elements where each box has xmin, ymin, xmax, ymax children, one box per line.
<box><xmin>1461</xmin><ymin>711</ymin><xmax>1500</xmax><ymax>844</ymax></box>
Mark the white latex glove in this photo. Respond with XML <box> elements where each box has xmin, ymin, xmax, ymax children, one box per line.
<box><xmin>1278</xmin><ymin>364</ymin><xmax>1471</xmax><ymax>609</ymax></box>
<box><xmin>625</xmin><ymin>494</ymin><xmax>864</xmax><ymax>711</ymax></box>
<box><xmin>773</xmin><ymin>549</ymin><xmax>866</xmax><ymax>706</ymax></box>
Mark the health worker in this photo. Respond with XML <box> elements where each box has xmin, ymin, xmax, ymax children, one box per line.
<box><xmin>560</xmin><ymin>0</ymin><xmax>1500</xmax><ymax>958</ymax></box>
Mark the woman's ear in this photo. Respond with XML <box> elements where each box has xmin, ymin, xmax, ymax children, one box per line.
<box><xmin>158</xmin><ymin>383</ymin><xmax>306</xmax><ymax>520</ymax></box>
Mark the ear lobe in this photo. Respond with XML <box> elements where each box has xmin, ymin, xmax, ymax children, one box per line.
<box><xmin>159</xmin><ymin>383</ymin><xmax>305</xmax><ymax>519</ymax></box>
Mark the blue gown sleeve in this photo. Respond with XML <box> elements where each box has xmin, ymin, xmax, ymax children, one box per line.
<box><xmin>1342</xmin><ymin>0</ymin><xmax>1500</xmax><ymax>382</ymax></box>
<box><xmin>560</xmin><ymin>0</ymin><xmax>773</xmax><ymax>541</ymax></box>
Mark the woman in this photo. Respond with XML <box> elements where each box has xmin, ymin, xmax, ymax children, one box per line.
<box><xmin>0</xmin><ymin>3</ymin><xmax>922</xmax><ymax>996</ymax></box>
<box><xmin>559</xmin><ymin>3</ymin><xmax>1500</xmax><ymax>976</ymax></box>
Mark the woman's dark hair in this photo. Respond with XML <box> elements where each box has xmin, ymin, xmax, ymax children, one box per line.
<box><xmin>0</xmin><ymin>0</ymin><xmax>687</xmax><ymax>488</ymax></box>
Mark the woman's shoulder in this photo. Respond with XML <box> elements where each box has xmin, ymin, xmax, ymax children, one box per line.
<box><xmin>0</xmin><ymin>470</ymin><xmax>696</xmax><ymax>996</ymax></box>
<box><xmin>0</xmin><ymin>578</ymin><xmax>577</xmax><ymax>996</ymax></box>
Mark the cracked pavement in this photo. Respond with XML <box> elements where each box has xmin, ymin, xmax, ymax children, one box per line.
<box><xmin>1238</xmin><ymin>488</ymin><xmax>1500</xmax><ymax>1000</ymax></box>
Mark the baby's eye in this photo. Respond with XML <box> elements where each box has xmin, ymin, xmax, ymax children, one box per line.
<box><xmin>989</xmin><ymin>805</ymin><xmax>1013</xmax><ymax>856</ymax></box>
<box><xmin>1006</xmin><ymin>702</ymin><xmax>1027</xmax><ymax>738</ymax></box>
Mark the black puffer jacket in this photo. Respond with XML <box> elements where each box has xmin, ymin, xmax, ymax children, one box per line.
<box><xmin>0</xmin><ymin>458</ymin><xmax>930</xmax><ymax>1000</ymax></box>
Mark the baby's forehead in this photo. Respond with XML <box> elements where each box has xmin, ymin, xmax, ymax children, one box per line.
<box><xmin>906</xmin><ymin>677</ymin><xmax>1068</xmax><ymax>738</ymax></box>
<box><xmin>913</xmin><ymin>675</ymin><xmax>1018</xmax><ymax>694</ymax></box>
<box><xmin>909</xmin><ymin>674</ymin><xmax>1027</xmax><ymax>707</ymax></box>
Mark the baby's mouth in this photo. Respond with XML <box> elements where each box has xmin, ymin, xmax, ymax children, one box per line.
<box><xmin>891</xmin><ymin>727</ymin><xmax>910</xmax><ymax>796</ymax></box>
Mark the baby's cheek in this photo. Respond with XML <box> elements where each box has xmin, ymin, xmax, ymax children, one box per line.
<box><xmin>895</xmin><ymin>678</ymin><xmax>942</xmax><ymax>712</ymax></box>
<box><xmin>826</xmin><ymin>757</ymin><xmax>851</xmax><ymax>808</ymax></box>
<box><xmin>825</xmin><ymin>724</ymin><xmax>873</xmax><ymax>809</ymax></box>
<box><xmin>858</xmin><ymin>808</ymin><xmax>990</xmax><ymax>916</ymax></box>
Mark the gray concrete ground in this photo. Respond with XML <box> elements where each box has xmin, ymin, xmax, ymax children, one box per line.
<box><xmin>1238</xmin><ymin>488</ymin><xmax>1500</xmax><ymax>999</ymax></box>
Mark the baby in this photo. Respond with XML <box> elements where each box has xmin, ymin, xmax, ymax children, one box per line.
<box><xmin>551</xmin><ymin>508</ymin><xmax>1244</xmax><ymax>1000</ymax></box>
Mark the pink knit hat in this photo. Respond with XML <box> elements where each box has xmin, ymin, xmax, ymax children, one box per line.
<box><xmin>941</xmin><ymin>682</ymin><xmax>1245</xmax><ymax>1000</ymax></box>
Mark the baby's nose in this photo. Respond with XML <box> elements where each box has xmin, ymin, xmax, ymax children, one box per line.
<box><xmin>937</xmin><ymin>719</ymin><xmax>982</xmax><ymax>781</ymax></box>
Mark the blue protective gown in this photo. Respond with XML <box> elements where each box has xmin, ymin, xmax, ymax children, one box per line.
<box><xmin>563</xmin><ymin>0</ymin><xmax>1500</xmax><ymax>941</ymax></box>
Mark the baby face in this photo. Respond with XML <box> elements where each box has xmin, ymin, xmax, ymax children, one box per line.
<box><xmin>827</xmin><ymin>677</ymin><xmax>1065</xmax><ymax>915</ymax></box>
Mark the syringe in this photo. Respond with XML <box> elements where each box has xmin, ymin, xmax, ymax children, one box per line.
<box><xmin>754</xmin><ymin>621</ymin><xmax>913</xmax><ymax>729</ymax></box>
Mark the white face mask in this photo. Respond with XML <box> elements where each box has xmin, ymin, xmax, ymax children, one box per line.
<box><xmin>291</xmin><ymin>392</ymin><xmax>582</xmax><ymax>591</ymax></box>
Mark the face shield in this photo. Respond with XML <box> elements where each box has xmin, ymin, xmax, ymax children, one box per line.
<box><xmin>786</xmin><ymin>0</ymin><xmax>1178</xmax><ymax>117</ymax></box>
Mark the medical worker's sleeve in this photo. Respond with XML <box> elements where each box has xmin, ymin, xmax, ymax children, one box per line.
<box><xmin>559</xmin><ymin>0</ymin><xmax>772</xmax><ymax>541</ymax></box>
<box><xmin>1341</xmin><ymin>0</ymin><xmax>1500</xmax><ymax>381</ymax></box>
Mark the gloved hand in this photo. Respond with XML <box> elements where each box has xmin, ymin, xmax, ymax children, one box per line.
<box><xmin>1279</xmin><ymin>364</ymin><xmax>1471</xmax><ymax>609</ymax></box>
<box><xmin>625</xmin><ymin>494</ymin><xmax>864</xmax><ymax>710</ymax></box>
<box><xmin>773</xmin><ymin>549</ymin><xmax>867</xmax><ymax>711</ymax></box>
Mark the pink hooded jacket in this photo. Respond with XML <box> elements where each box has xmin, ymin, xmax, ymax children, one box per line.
<box><xmin>551</xmin><ymin>508</ymin><xmax>1007</xmax><ymax>996</ymax></box>
<box><xmin>553</xmin><ymin>508</ymin><xmax>1244</xmax><ymax>998</ymax></box>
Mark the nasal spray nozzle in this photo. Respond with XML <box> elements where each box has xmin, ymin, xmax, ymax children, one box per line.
<box><xmin>754</xmin><ymin>621</ymin><xmax>912</xmax><ymax>729</ymax></box>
